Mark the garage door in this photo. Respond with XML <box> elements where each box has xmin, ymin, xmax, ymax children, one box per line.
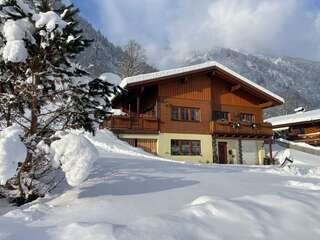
<box><xmin>242</xmin><ymin>141</ymin><xmax>258</xmax><ymax>165</ymax></box>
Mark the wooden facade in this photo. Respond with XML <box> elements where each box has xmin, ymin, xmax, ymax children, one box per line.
<box><xmin>274</xmin><ymin>121</ymin><xmax>320</xmax><ymax>146</ymax></box>
<box><xmin>106</xmin><ymin>63</ymin><xmax>283</xmax><ymax>161</ymax></box>
<box><xmin>109</xmin><ymin>69</ymin><xmax>277</xmax><ymax>138</ymax></box>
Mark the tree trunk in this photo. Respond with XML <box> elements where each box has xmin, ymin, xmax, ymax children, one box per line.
<box><xmin>18</xmin><ymin>73</ymin><xmax>40</xmax><ymax>201</ymax></box>
<box><xmin>6</xmin><ymin>105</ymin><xmax>11</xmax><ymax>127</ymax></box>
<box><xmin>30</xmin><ymin>74</ymin><xmax>39</xmax><ymax>136</ymax></box>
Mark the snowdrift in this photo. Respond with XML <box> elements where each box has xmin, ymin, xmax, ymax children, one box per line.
<box><xmin>0</xmin><ymin>129</ymin><xmax>319</xmax><ymax>239</ymax></box>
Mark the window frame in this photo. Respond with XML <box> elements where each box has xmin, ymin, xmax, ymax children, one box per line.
<box><xmin>240</xmin><ymin>113</ymin><xmax>255</xmax><ymax>123</ymax></box>
<box><xmin>171</xmin><ymin>106</ymin><xmax>201</xmax><ymax>122</ymax></box>
<box><xmin>171</xmin><ymin>139</ymin><xmax>201</xmax><ymax>156</ymax></box>
<box><xmin>213</xmin><ymin>111</ymin><xmax>229</xmax><ymax>122</ymax></box>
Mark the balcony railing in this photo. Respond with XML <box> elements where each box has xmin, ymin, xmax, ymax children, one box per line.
<box><xmin>210</xmin><ymin>121</ymin><xmax>273</xmax><ymax>137</ymax></box>
<box><xmin>105</xmin><ymin>113</ymin><xmax>159</xmax><ymax>133</ymax></box>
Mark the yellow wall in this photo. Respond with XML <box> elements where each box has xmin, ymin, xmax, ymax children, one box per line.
<box><xmin>117</xmin><ymin>133</ymin><xmax>265</xmax><ymax>165</ymax></box>
<box><xmin>158</xmin><ymin>133</ymin><xmax>213</xmax><ymax>163</ymax></box>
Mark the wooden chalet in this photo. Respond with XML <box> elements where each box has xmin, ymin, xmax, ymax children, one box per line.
<box><xmin>266</xmin><ymin>109</ymin><xmax>320</xmax><ymax>146</ymax></box>
<box><xmin>106</xmin><ymin>61</ymin><xmax>284</xmax><ymax>164</ymax></box>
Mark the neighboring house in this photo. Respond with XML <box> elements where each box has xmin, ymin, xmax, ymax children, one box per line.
<box><xmin>106</xmin><ymin>62</ymin><xmax>284</xmax><ymax>164</ymax></box>
<box><xmin>266</xmin><ymin>109</ymin><xmax>320</xmax><ymax>146</ymax></box>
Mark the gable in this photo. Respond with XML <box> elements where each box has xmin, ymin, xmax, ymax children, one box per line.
<box><xmin>158</xmin><ymin>72</ymin><xmax>211</xmax><ymax>101</ymax></box>
<box><xmin>121</xmin><ymin>61</ymin><xmax>284</xmax><ymax>108</ymax></box>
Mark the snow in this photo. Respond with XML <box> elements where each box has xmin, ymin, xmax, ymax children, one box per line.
<box><xmin>111</xmin><ymin>109</ymin><xmax>127</xmax><ymax>116</ymax></box>
<box><xmin>275</xmin><ymin>148</ymin><xmax>291</xmax><ymax>164</ymax></box>
<box><xmin>16</xmin><ymin>0</ymin><xmax>34</xmax><ymax>15</ymax></box>
<box><xmin>32</xmin><ymin>11</ymin><xmax>67</xmax><ymax>33</ymax></box>
<box><xmin>99</xmin><ymin>72</ymin><xmax>121</xmax><ymax>86</ymax></box>
<box><xmin>0</xmin><ymin>130</ymin><xmax>320</xmax><ymax>239</ymax></box>
<box><xmin>120</xmin><ymin>61</ymin><xmax>285</xmax><ymax>104</ymax></box>
<box><xmin>0</xmin><ymin>126</ymin><xmax>27</xmax><ymax>185</ymax></box>
<box><xmin>50</xmin><ymin>133</ymin><xmax>99</xmax><ymax>187</ymax></box>
<box><xmin>1</xmin><ymin>6</ymin><xmax>68</xmax><ymax>62</ymax></box>
<box><xmin>278</xmin><ymin>138</ymin><xmax>320</xmax><ymax>151</ymax></box>
<box><xmin>266</xmin><ymin>108</ymin><xmax>320</xmax><ymax>126</ymax></box>
<box><xmin>2</xmin><ymin>19</ymin><xmax>31</xmax><ymax>62</ymax></box>
<box><xmin>2</xmin><ymin>40</ymin><xmax>29</xmax><ymax>63</ymax></box>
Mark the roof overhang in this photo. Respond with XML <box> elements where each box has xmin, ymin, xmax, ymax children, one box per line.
<box><xmin>119</xmin><ymin>61</ymin><xmax>285</xmax><ymax>107</ymax></box>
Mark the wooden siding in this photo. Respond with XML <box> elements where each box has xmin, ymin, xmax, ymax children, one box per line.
<box><xmin>159</xmin><ymin>73</ymin><xmax>211</xmax><ymax>101</ymax></box>
<box><xmin>137</xmin><ymin>139</ymin><xmax>157</xmax><ymax>154</ymax></box>
<box><xmin>108</xmin><ymin>70</ymin><xmax>274</xmax><ymax>138</ymax></box>
<box><xmin>211</xmin><ymin>76</ymin><xmax>263</xmax><ymax>123</ymax></box>
<box><xmin>288</xmin><ymin>122</ymin><xmax>320</xmax><ymax>146</ymax></box>
<box><xmin>105</xmin><ymin>114</ymin><xmax>159</xmax><ymax>134</ymax></box>
<box><xmin>120</xmin><ymin>138</ymin><xmax>157</xmax><ymax>154</ymax></box>
<box><xmin>158</xmin><ymin>72</ymin><xmax>212</xmax><ymax>134</ymax></box>
<box><xmin>157</xmin><ymin>72</ymin><xmax>268</xmax><ymax>136</ymax></box>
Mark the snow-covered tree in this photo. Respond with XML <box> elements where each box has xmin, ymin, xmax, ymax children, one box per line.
<box><xmin>0</xmin><ymin>0</ymin><xmax>119</xmax><ymax>204</ymax></box>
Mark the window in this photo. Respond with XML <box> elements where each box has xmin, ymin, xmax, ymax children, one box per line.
<box><xmin>191</xmin><ymin>108</ymin><xmax>200</xmax><ymax>121</ymax></box>
<box><xmin>171</xmin><ymin>140</ymin><xmax>201</xmax><ymax>156</ymax></box>
<box><xmin>240</xmin><ymin>113</ymin><xmax>254</xmax><ymax>123</ymax></box>
<box><xmin>171</xmin><ymin>106</ymin><xmax>200</xmax><ymax>122</ymax></box>
<box><xmin>171</xmin><ymin>107</ymin><xmax>179</xmax><ymax>120</ymax></box>
<box><xmin>180</xmin><ymin>107</ymin><xmax>189</xmax><ymax>121</ymax></box>
<box><xmin>213</xmin><ymin>111</ymin><xmax>229</xmax><ymax>121</ymax></box>
<box><xmin>298</xmin><ymin>128</ymin><xmax>305</xmax><ymax>134</ymax></box>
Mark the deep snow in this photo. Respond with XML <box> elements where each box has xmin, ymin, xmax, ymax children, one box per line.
<box><xmin>0</xmin><ymin>130</ymin><xmax>319</xmax><ymax>240</ymax></box>
<box><xmin>50</xmin><ymin>132</ymin><xmax>99</xmax><ymax>187</ymax></box>
<box><xmin>0</xmin><ymin>126</ymin><xmax>26</xmax><ymax>185</ymax></box>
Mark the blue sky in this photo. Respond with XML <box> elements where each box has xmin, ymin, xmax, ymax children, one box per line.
<box><xmin>69</xmin><ymin>0</ymin><xmax>320</xmax><ymax>66</ymax></box>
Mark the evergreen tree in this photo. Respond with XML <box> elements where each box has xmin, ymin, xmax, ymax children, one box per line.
<box><xmin>0</xmin><ymin>0</ymin><xmax>119</xmax><ymax>204</ymax></box>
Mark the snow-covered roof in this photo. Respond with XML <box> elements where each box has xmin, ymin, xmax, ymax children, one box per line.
<box><xmin>120</xmin><ymin>61</ymin><xmax>284</xmax><ymax>104</ymax></box>
<box><xmin>265</xmin><ymin>109</ymin><xmax>320</xmax><ymax>126</ymax></box>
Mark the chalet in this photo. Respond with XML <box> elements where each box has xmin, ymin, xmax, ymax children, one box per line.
<box><xmin>106</xmin><ymin>62</ymin><xmax>284</xmax><ymax>164</ymax></box>
<box><xmin>266</xmin><ymin>109</ymin><xmax>320</xmax><ymax>146</ymax></box>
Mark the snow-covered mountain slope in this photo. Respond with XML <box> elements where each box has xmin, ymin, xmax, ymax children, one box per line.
<box><xmin>183</xmin><ymin>48</ymin><xmax>319</xmax><ymax>116</ymax></box>
<box><xmin>48</xmin><ymin>0</ymin><xmax>156</xmax><ymax>77</ymax></box>
<box><xmin>0</xmin><ymin>130</ymin><xmax>319</xmax><ymax>239</ymax></box>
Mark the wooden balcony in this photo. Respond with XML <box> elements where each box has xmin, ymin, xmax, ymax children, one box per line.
<box><xmin>210</xmin><ymin>121</ymin><xmax>273</xmax><ymax>138</ymax></box>
<box><xmin>105</xmin><ymin>113</ymin><xmax>159</xmax><ymax>134</ymax></box>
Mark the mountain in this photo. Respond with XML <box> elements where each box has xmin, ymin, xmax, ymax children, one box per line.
<box><xmin>54</xmin><ymin>1</ymin><xmax>318</xmax><ymax>117</ymax></box>
<box><xmin>74</xmin><ymin>17</ymin><xmax>157</xmax><ymax>78</ymax></box>
<box><xmin>50</xmin><ymin>0</ymin><xmax>156</xmax><ymax>78</ymax></box>
<box><xmin>182</xmin><ymin>48</ymin><xmax>320</xmax><ymax>116</ymax></box>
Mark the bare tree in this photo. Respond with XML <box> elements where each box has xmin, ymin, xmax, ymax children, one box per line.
<box><xmin>118</xmin><ymin>40</ymin><xmax>147</xmax><ymax>78</ymax></box>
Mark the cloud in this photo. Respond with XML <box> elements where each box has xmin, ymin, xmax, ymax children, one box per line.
<box><xmin>86</xmin><ymin>0</ymin><xmax>320</xmax><ymax>68</ymax></box>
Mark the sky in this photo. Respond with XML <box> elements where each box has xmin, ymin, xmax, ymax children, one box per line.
<box><xmin>69</xmin><ymin>0</ymin><xmax>320</xmax><ymax>67</ymax></box>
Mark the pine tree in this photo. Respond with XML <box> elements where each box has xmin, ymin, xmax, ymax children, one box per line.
<box><xmin>0</xmin><ymin>0</ymin><xmax>119</xmax><ymax>204</ymax></box>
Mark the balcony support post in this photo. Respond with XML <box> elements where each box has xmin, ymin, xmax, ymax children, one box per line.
<box><xmin>137</xmin><ymin>95</ymin><xmax>140</xmax><ymax>115</ymax></box>
<box><xmin>212</xmin><ymin>136</ymin><xmax>218</xmax><ymax>164</ymax></box>
<box><xmin>269</xmin><ymin>138</ymin><xmax>273</xmax><ymax>161</ymax></box>
<box><xmin>238</xmin><ymin>139</ymin><xmax>243</xmax><ymax>164</ymax></box>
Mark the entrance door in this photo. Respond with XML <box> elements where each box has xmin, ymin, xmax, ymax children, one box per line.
<box><xmin>218</xmin><ymin>142</ymin><xmax>228</xmax><ymax>164</ymax></box>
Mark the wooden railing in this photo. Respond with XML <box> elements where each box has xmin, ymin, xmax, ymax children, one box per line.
<box><xmin>210</xmin><ymin>121</ymin><xmax>273</xmax><ymax>136</ymax></box>
<box><xmin>105</xmin><ymin>113</ymin><xmax>159</xmax><ymax>132</ymax></box>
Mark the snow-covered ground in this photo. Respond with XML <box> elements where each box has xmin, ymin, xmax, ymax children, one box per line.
<box><xmin>0</xmin><ymin>130</ymin><xmax>319</xmax><ymax>240</ymax></box>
